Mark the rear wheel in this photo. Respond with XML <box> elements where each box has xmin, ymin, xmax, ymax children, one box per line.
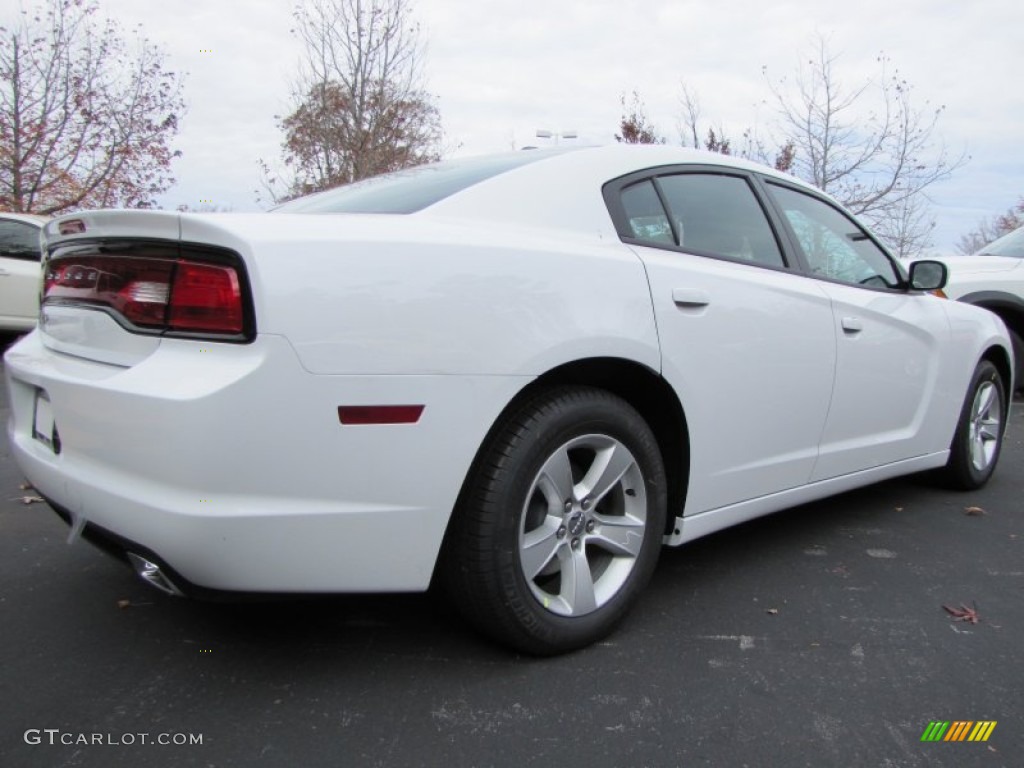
<box><xmin>939</xmin><ymin>359</ymin><xmax>1006</xmax><ymax>490</ymax></box>
<box><xmin>443</xmin><ymin>387</ymin><xmax>667</xmax><ymax>655</ymax></box>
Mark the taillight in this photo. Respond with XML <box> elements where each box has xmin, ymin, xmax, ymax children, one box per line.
<box><xmin>168</xmin><ymin>262</ymin><xmax>244</xmax><ymax>333</ymax></box>
<box><xmin>43</xmin><ymin>251</ymin><xmax>250</xmax><ymax>339</ymax></box>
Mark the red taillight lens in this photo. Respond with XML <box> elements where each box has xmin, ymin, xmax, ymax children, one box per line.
<box><xmin>168</xmin><ymin>262</ymin><xmax>243</xmax><ymax>333</ymax></box>
<box><xmin>45</xmin><ymin>258</ymin><xmax>175</xmax><ymax>327</ymax></box>
<box><xmin>44</xmin><ymin>253</ymin><xmax>247</xmax><ymax>338</ymax></box>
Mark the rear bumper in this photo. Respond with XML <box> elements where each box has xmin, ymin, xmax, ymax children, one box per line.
<box><xmin>44</xmin><ymin>498</ymin><xmax>200</xmax><ymax>598</ymax></box>
<box><xmin>4</xmin><ymin>330</ymin><xmax>526</xmax><ymax>593</ymax></box>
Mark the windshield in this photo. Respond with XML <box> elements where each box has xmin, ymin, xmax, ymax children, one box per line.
<box><xmin>976</xmin><ymin>226</ymin><xmax>1024</xmax><ymax>259</ymax></box>
<box><xmin>272</xmin><ymin>150</ymin><xmax>572</xmax><ymax>215</ymax></box>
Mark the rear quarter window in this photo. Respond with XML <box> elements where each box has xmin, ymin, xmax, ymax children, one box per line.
<box><xmin>272</xmin><ymin>151</ymin><xmax>572</xmax><ymax>214</ymax></box>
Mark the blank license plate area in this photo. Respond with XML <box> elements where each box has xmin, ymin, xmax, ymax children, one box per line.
<box><xmin>32</xmin><ymin>389</ymin><xmax>56</xmax><ymax>449</ymax></box>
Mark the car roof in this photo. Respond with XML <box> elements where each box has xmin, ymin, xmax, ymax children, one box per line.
<box><xmin>423</xmin><ymin>144</ymin><xmax>819</xmax><ymax>236</ymax></box>
<box><xmin>0</xmin><ymin>212</ymin><xmax>49</xmax><ymax>226</ymax></box>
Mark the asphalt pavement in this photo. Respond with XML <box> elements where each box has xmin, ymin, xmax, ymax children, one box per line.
<box><xmin>1</xmin><ymin>335</ymin><xmax>1021</xmax><ymax>768</ymax></box>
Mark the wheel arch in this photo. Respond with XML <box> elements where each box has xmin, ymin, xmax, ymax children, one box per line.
<box><xmin>952</xmin><ymin>291</ymin><xmax>1023</xmax><ymax>392</ymax></box>
<box><xmin>435</xmin><ymin>357</ymin><xmax>689</xmax><ymax>583</ymax></box>
<box><xmin>981</xmin><ymin>343</ymin><xmax>1014</xmax><ymax>402</ymax></box>
<box><xmin>957</xmin><ymin>290</ymin><xmax>1024</xmax><ymax>335</ymax></box>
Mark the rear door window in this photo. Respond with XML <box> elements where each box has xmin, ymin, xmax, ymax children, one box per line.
<box><xmin>657</xmin><ymin>174</ymin><xmax>785</xmax><ymax>267</ymax></box>
<box><xmin>614</xmin><ymin>171</ymin><xmax>785</xmax><ymax>268</ymax></box>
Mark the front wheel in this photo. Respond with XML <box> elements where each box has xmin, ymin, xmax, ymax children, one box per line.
<box><xmin>1009</xmin><ymin>329</ymin><xmax>1023</xmax><ymax>394</ymax></box>
<box><xmin>442</xmin><ymin>387</ymin><xmax>668</xmax><ymax>655</ymax></box>
<box><xmin>938</xmin><ymin>359</ymin><xmax>1007</xmax><ymax>490</ymax></box>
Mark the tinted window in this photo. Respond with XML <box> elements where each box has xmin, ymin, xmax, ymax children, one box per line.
<box><xmin>977</xmin><ymin>226</ymin><xmax>1024</xmax><ymax>259</ymax></box>
<box><xmin>272</xmin><ymin>151</ymin><xmax>572</xmax><ymax>214</ymax></box>
<box><xmin>620</xmin><ymin>181</ymin><xmax>673</xmax><ymax>245</ymax></box>
<box><xmin>0</xmin><ymin>219</ymin><xmax>42</xmax><ymax>261</ymax></box>
<box><xmin>768</xmin><ymin>183</ymin><xmax>901</xmax><ymax>288</ymax></box>
<box><xmin>657</xmin><ymin>174</ymin><xmax>784</xmax><ymax>267</ymax></box>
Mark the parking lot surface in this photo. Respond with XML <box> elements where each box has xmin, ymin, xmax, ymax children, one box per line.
<box><xmin>1</xmin><ymin>338</ymin><xmax>1022</xmax><ymax>767</ymax></box>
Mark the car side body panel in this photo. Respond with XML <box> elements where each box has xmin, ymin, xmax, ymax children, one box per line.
<box><xmin>5</xmin><ymin>331</ymin><xmax>531</xmax><ymax>591</ymax></box>
<box><xmin>0</xmin><ymin>254</ymin><xmax>42</xmax><ymax>331</ymax></box>
<box><xmin>180</xmin><ymin>214</ymin><xmax>662</xmax><ymax>378</ymax></box>
<box><xmin>3</xmin><ymin>147</ymin><xmax>1016</xmax><ymax>603</ymax></box>
<box><xmin>0</xmin><ymin>213</ymin><xmax>47</xmax><ymax>332</ymax></box>
<box><xmin>635</xmin><ymin>245</ymin><xmax>837</xmax><ymax>514</ymax></box>
<box><xmin>810</xmin><ymin>286</ymin><xmax>955</xmax><ymax>480</ymax></box>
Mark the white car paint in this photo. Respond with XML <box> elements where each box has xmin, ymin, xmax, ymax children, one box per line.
<box><xmin>933</xmin><ymin>253</ymin><xmax>1024</xmax><ymax>302</ymax></box>
<box><xmin>809</xmin><ymin>281</ymin><xmax>958</xmax><ymax>480</ymax></box>
<box><xmin>0</xmin><ymin>213</ymin><xmax>47</xmax><ymax>332</ymax></box>
<box><xmin>2</xmin><ymin>145</ymin><xmax>1014</xmax><ymax>600</ymax></box>
<box><xmin>638</xmin><ymin>244</ymin><xmax>836</xmax><ymax>513</ymax></box>
<box><xmin>924</xmin><ymin>228</ymin><xmax>1024</xmax><ymax>389</ymax></box>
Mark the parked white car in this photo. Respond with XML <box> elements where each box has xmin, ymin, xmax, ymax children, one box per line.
<box><xmin>0</xmin><ymin>212</ymin><xmax>47</xmax><ymax>334</ymax></box>
<box><xmin>3</xmin><ymin>146</ymin><xmax>1014</xmax><ymax>654</ymax></box>
<box><xmin>931</xmin><ymin>227</ymin><xmax>1024</xmax><ymax>390</ymax></box>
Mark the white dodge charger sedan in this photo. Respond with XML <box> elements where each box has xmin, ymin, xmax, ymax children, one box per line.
<box><xmin>3</xmin><ymin>146</ymin><xmax>1014</xmax><ymax>654</ymax></box>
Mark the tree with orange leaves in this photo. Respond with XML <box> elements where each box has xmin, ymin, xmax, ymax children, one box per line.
<box><xmin>0</xmin><ymin>0</ymin><xmax>184</xmax><ymax>214</ymax></box>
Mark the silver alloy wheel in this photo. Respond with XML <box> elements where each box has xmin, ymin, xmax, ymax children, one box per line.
<box><xmin>518</xmin><ymin>433</ymin><xmax>647</xmax><ymax>617</ymax></box>
<box><xmin>968</xmin><ymin>380</ymin><xmax>1002</xmax><ymax>472</ymax></box>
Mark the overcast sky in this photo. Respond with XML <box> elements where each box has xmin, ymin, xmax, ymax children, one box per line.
<box><xmin>21</xmin><ymin>0</ymin><xmax>1024</xmax><ymax>251</ymax></box>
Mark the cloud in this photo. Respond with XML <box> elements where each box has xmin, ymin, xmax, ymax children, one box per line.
<box><xmin>49</xmin><ymin>0</ymin><xmax>1024</xmax><ymax>245</ymax></box>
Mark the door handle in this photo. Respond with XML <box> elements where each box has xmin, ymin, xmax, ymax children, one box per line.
<box><xmin>672</xmin><ymin>288</ymin><xmax>710</xmax><ymax>308</ymax></box>
<box><xmin>841</xmin><ymin>316</ymin><xmax>863</xmax><ymax>333</ymax></box>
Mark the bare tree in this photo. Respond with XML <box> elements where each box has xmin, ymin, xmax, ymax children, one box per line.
<box><xmin>265</xmin><ymin>0</ymin><xmax>442</xmax><ymax>201</ymax></box>
<box><xmin>623</xmin><ymin>39</ymin><xmax>958</xmax><ymax>257</ymax></box>
<box><xmin>615</xmin><ymin>91</ymin><xmax>665</xmax><ymax>145</ymax></box>
<box><xmin>677</xmin><ymin>84</ymin><xmax>703</xmax><ymax>149</ymax></box>
<box><xmin>955</xmin><ymin>198</ymin><xmax>1023</xmax><ymax>254</ymax></box>
<box><xmin>0</xmin><ymin>0</ymin><xmax>184</xmax><ymax>213</ymax></box>
<box><xmin>678</xmin><ymin>84</ymin><xmax>732</xmax><ymax>155</ymax></box>
<box><xmin>677</xmin><ymin>82</ymin><xmax>794</xmax><ymax>171</ymax></box>
<box><xmin>884</xmin><ymin>193</ymin><xmax>935</xmax><ymax>260</ymax></box>
<box><xmin>765</xmin><ymin>36</ymin><xmax>964</xmax><ymax>257</ymax></box>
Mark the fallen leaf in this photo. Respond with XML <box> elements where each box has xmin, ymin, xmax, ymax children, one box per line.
<box><xmin>943</xmin><ymin>602</ymin><xmax>980</xmax><ymax>624</ymax></box>
<box><xmin>19</xmin><ymin>482</ymin><xmax>34</xmax><ymax>491</ymax></box>
<box><xmin>20</xmin><ymin>495</ymin><xmax>44</xmax><ymax>505</ymax></box>
<box><xmin>766</xmin><ymin>608</ymin><xmax>779</xmax><ymax>615</ymax></box>
<box><xmin>894</xmin><ymin>507</ymin><xmax>904</xmax><ymax>512</ymax></box>
<box><xmin>964</xmin><ymin>506</ymin><xmax>986</xmax><ymax>516</ymax></box>
<box><xmin>117</xmin><ymin>599</ymin><xmax>131</xmax><ymax>609</ymax></box>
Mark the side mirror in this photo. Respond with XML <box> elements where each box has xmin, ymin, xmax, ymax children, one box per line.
<box><xmin>908</xmin><ymin>260</ymin><xmax>948</xmax><ymax>291</ymax></box>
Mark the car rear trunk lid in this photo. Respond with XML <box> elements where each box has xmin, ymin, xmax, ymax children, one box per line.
<box><xmin>39</xmin><ymin>211</ymin><xmax>253</xmax><ymax>367</ymax></box>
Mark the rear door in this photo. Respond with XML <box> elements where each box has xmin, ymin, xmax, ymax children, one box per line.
<box><xmin>763</xmin><ymin>181</ymin><xmax>952</xmax><ymax>480</ymax></box>
<box><xmin>0</xmin><ymin>217</ymin><xmax>43</xmax><ymax>329</ymax></box>
<box><xmin>606</xmin><ymin>169</ymin><xmax>837</xmax><ymax>515</ymax></box>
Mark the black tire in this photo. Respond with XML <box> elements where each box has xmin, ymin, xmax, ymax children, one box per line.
<box><xmin>1009</xmin><ymin>329</ymin><xmax>1023</xmax><ymax>394</ymax></box>
<box><xmin>938</xmin><ymin>359</ymin><xmax>1007</xmax><ymax>490</ymax></box>
<box><xmin>442</xmin><ymin>386</ymin><xmax>667</xmax><ymax>655</ymax></box>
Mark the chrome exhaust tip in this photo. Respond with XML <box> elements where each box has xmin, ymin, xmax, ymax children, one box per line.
<box><xmin>126</xmin><ymin>553</ymin><xmax>184</xmax><ymax>597</ymax></box>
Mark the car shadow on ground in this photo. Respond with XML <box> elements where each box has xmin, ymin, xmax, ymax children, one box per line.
<box><xmin>78</xmin><ymin>467</ymin><xmax>987</xmax><ymax>662</ymax></box>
